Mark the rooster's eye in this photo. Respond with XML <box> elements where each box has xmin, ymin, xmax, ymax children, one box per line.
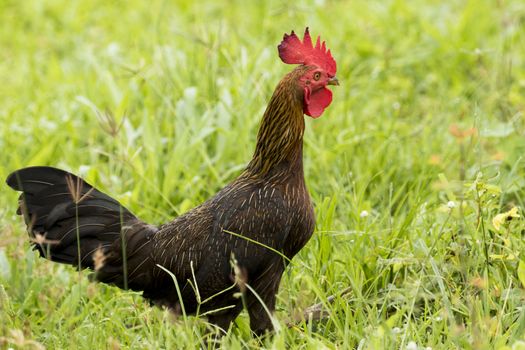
<box><xmin>313</xmin><ymin>72</ymin><xmax>321</xmax><ymax>81</ymax></box>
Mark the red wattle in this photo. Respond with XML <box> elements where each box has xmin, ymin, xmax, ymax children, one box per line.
<box><xmin>303</xmin><ymin>87</ymin><xmax>333</xmax><ymax>118</ymax></box>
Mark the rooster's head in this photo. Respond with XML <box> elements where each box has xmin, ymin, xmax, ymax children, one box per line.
<box><xmin>278</xmin><ymin>27</ymin><xmax>338</xmax><ymax>118</ymax></box>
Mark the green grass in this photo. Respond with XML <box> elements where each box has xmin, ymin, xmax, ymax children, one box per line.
<box><xmin>1</xmin><ymin>0</ymin><xmax>525</xmax><ymax>348</ymax></box>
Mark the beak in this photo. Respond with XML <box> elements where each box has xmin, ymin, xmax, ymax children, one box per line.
<box><xmin>327</xmin><ymin>76</ymin><xmax>339</xmax><ymax>86</ymax></box>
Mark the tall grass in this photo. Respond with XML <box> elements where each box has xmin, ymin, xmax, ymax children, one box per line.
<box><xmin>1</xmin><ymin>0</ymin><xmax>524</xmax><ymax>348</ymax></box>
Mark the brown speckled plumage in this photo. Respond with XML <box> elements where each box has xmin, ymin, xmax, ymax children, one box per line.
<box><xmin>6</xmin><ymin>61</ymin><xmax>333</xmax><ymax>334</ymax></box>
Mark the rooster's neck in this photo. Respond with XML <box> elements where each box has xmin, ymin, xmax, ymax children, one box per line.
<box><xmin>244</xmin><ymin>69</ymin><xmax>307</xmax><ymax>180</ymax></box>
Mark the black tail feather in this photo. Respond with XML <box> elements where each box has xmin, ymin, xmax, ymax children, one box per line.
<box><xmin>6</xmin><ymin>166</ymin><xmax>158</xmax><ymax>284</ymax></box>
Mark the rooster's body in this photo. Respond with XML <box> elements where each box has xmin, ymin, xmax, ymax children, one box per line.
<box><xmin>6</xmin><ymin>29</ymin><xmax>338</xmax><ymax>335</ymax></box>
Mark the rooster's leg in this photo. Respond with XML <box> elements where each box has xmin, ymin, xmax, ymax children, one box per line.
<box><xmin>246</xmin><ymin>261</ymin><xmax>285</xmax><ymax>336</ymax></box>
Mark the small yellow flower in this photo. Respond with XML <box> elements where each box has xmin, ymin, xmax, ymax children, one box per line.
<box><xmin>492</xmin><ymin>207</ymin><xmax>520</xmax><ymax>231</ymax></box>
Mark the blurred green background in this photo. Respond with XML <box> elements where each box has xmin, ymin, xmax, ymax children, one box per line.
<box><xmin>1</xmin><ymin>0</ymin><xmax>524</xmax><ymax>349</ymax></box>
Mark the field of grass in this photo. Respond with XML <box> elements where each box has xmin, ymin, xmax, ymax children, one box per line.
<box><xmin>1</xmin><ymin>0</ymin><xmax>525</xmax><ymax>348</ymax></box>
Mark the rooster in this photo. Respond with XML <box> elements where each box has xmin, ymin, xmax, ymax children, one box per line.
<box><xmin>6</xmin><ymin>28</ymin><xmax>338</xmax><ymax>335</ymax></box>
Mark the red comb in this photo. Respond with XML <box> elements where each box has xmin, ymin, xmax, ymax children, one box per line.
<box><xmin>278</xmin><ymin>27</ymin><xmax>336</xmax><ymax>76</ymax></box>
